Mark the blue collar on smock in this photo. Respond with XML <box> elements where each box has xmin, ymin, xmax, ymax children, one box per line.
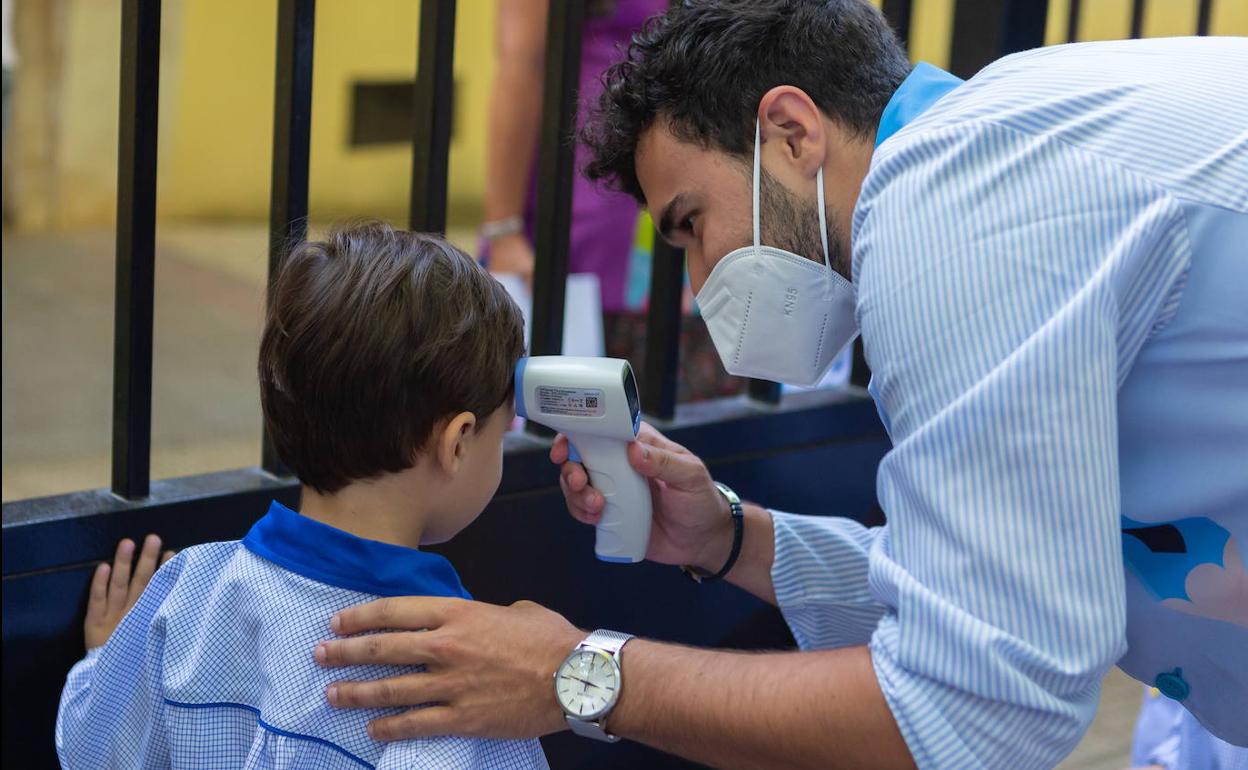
<box><xmin>242</xmin><ymin>500</ymin><xmax>471</xmax><ymax>599</ymax></box>
<box><xmin>874</xmin><ymin>62</ymin><xmax>965</xmax><ymax>148</ymax></box>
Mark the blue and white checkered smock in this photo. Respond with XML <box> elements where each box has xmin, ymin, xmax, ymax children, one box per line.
<box><xmin>769</xmin><ymin>37</ymin><xmax>1247</xmax><ymax>769</ymax></box>
<box><xmin>56</xmin><ymin>501</ymin><xmax>549</xmax><ymax>770</ymax></box>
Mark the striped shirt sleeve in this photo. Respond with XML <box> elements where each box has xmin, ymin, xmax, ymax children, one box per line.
<box><xmin>838</xmin><ymin>118</ymin><xmax>1190</xmax><ymax>769</ymax></box>
<box><xmin>771</xmin><ymin>511</ymin><xmax>889</xmax><ymax>650</ymax></box>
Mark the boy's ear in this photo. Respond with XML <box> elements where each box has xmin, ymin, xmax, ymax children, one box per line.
<box><xmin>435</xmin><ymin>411</ymin><xmax>478</xmax><ymax>475</ymax></box>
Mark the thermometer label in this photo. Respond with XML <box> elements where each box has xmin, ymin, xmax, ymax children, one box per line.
<box><xmin>536</xmin><ymin>386</ymin><xmax>605</xmax><ymax>417</ymax></box>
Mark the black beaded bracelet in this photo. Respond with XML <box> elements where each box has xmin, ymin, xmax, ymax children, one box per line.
<box><xmin>681</xmin><ymin>482</ymin><xmax>745</xmax><ymax>583</ymax></box>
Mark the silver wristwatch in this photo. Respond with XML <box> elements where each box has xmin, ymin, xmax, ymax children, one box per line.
<box><xmin>553</xmin><ymin>629</ymin><xmax>634</xmax><ymax>742</ymax></box>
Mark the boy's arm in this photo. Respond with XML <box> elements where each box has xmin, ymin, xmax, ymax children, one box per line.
<box><xmin>56</xmin><ymin>539</ymin><xmax>180</xmax><ymax>769</ymax></box>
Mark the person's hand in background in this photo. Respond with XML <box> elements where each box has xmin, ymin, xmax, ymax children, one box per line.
<box><xmin>83</xmin><ymin>534</ymin><xmax>175</xmax><ymax>650</ymax></box>
<box><xmin>486</xmin><ymin>232</ymin><xmax>535</xmax><ymax>287</ymax></box>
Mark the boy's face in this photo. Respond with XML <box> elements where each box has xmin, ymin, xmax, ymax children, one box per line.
<box><xmin>421</xmin><ymin>399</ymin><xmax>515</xmax><ymax>545</ymax></box>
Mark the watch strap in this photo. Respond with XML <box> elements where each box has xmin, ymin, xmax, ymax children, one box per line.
<box><xmin>567</xmin><ymin>715</ymin><xmax>622</xmax><ymax>742</ymax></box>
<box><xmin>581</xmin><ymin>629</ymin><xmax>633</xmax><ymax>656</ymax></box>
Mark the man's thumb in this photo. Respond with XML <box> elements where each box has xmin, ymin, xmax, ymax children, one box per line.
<box><xmin>628</xmin><ymin>440</ymin><xmax>703</xmax><ymax>487</ymax></box>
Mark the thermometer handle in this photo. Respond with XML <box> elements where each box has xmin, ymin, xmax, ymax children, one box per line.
<box><xmin>570</xmin><ymin>434</ymin><xmax>653</xmax><ymax>563</ymax></box>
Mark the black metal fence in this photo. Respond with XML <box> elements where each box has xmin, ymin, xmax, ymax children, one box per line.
<box><xmin>1</xmin><ymin>0</ymin><xmax>1228</xmax><ymax>766</ymax></box>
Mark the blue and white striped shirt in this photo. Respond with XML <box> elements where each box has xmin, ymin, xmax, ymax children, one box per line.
<box><xmin>56</xmin><ymin>502</ymin><xmax>549</xmax><ymax>770</ymax></box>
<box><xmin>771</xmin><ymin>37</ymin><xmax>1247</xmax><ymax>770</ymax></box>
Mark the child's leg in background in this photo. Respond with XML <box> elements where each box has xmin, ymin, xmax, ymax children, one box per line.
<box><xmin>1130</xmin><ymin>686</ymin><xmax>1248</xmax><ymax>770</ymax></box>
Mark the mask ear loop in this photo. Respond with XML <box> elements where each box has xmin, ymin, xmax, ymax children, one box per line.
<box><xmin>816</xmin><ymin>165</ymin><xmax>831</xmax><ymax>270</ymax></box>
<box><xmin>752</xmin><ymin>120</ymin><xmax>762</xmax><ymax>250</ymax></box>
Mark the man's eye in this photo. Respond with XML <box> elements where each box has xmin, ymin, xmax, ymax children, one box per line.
<box><xmin>681</xmin><ymin>215</ymin><xmax>697</xmax><ymax>233</ymax></box>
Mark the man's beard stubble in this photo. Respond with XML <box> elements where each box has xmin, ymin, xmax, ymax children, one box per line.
<box><xmin>757</xmin><ymin>168</ymin><xmax>851</xmax><ymax>279</ymax></box>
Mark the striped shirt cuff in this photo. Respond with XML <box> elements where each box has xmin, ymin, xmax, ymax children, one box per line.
<box><xmin>770</xmin><ymin>510</ymin><xmax>888</xmax><ymax>651</ymax></box>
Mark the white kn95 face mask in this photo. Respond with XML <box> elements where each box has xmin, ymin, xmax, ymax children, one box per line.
<box><xmin>694</xmin><ymin>121</ymin><xmax>858</xmax><ymax>388</ymax></box>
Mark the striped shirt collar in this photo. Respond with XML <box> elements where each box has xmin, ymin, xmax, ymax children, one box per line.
<box><xmin>875</xmin><ymin>62</ymin><xmax>965</xmax><ymax>149</ymax></box>
<box><xmin>242</xmin><ymin>500</ymin><xmax>471</xmax><ymax>599</ymax></box>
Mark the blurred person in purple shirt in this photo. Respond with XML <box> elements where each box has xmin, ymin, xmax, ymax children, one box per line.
<box><xmin>481</xmin><ymin>0</ymin><xmax>744</xmax><ymax>402</ymax></box>
<box><xmin>480</xmin><ymin>0</ymin><xmax>666</xmax><ymax>308</ymax></box>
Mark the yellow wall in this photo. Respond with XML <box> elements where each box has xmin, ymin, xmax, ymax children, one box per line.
<box><xmin>15</xmin><ymin>0</ymin><xmax>1248</xmax><ymax>230</ymax></box>
<box><xmin>161</xmin><ymin>0</ymin><xmax>497</xmax><ymax>224</ymax></box>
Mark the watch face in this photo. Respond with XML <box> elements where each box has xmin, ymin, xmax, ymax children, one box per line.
<box><xmin>555</xmin><ymin>650</ymin><xmax>620</xmax><ymax>720</ymax></box>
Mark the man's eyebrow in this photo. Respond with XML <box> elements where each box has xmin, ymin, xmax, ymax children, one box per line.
<box><xmin>657</xmin><ymin>193</ymin><xmax>688</xmax><ymax>241</ymax></box>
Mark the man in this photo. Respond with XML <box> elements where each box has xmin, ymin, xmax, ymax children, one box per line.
<box><xmin>310</xmin><ymin>2</ymin><xmax>1248</xmax><ymax>768</ymax></box>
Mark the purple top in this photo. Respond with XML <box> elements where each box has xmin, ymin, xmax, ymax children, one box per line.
<box><xmin>485</xmin><ymin>0</ymin><xmax>668</xmax><ymax>312</ymax></box>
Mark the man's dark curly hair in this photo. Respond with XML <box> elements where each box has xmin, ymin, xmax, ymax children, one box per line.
<box><xmin>582</xmin><ymin>0</ymin><xmax>911</xmax><ymax>203</ymax></box>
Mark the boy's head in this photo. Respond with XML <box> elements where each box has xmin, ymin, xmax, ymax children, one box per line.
<box><xmin>259</xmin><ymin>221</ymin><xmax>524</xmax><ymax>541</ymax></box>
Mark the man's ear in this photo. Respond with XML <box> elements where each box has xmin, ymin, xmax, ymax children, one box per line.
<box><xmin>434</xmin><ymin>411</ymin><xmax>478</xmax><ymax>476</ymax></box>
<box><xmin>757</xmin><ymin>86</ymin><xmax>827</xmax><ymax>178</ymax></box>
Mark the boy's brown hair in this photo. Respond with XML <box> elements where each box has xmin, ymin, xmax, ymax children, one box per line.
<box><xmin>259</xmin><ymin>220</ymin><xmax>525</xmax><ymax>493</ymax></box>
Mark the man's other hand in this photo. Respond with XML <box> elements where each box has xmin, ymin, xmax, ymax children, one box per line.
<box><xmin>317</xmin><ymin>596</ymin><xmax>583</xmax><ymax>741</ymax></box>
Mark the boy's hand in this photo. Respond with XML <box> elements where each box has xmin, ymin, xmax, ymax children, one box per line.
<box><xmin>84</xmin><ymin>535</ymin><xmax>175</xmax><ymax>650</ymax></box>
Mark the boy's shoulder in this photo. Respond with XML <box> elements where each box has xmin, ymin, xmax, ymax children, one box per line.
<box><xmin>151</xmin><ymin>539</ymin><xmax>244</xmax><ymax>588</ymax></box>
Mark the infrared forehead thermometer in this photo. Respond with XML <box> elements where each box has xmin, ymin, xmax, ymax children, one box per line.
<box><xmin>515</xmin><ymin>356</ymin><xmax>651</xmax><ymax>563</ymax></box>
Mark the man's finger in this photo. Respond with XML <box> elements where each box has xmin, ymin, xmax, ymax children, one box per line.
<box><xmin>627</xmin><ymin>440</ymin><xmax>708</xmax><ymax>488</ymax></box>
<box><xmin>106</xmin><ymin>539</ymin><xmax>135</xmax><ymax>615</ymax></box>
<box><xmin>160</xmin><ymin>550</ymin><xmax>176</xmax><ymax>565</ymax></box>
<box><xmin>550</xmin><ymin>434</ymin><xmax>569</xmax><ymax>465</ymax></box>
<box><xmin>368</xmin><ymin>706</ymin><xmax>457</xmax><ymax>742</ymax></box>
<box><xmin>316</xmin><ymin>630</ymin><xmax>436</xmax><ymax>668</ymax></box>
<box><xmin>327</xmin><ymin>672</ymin><xmax>453</xmax><ymax>710</ymax></box>
<box><xmin>561</xmin><ymin>461</ymin><xmax>590</xmax><ymax>493</ymax></box>
<box><xmin>559</xmin><ymin>467</ymin><xmax>602</xmax><ymax>514</ymax></box>
<box><xmin>128</xmin><ymin>534</ymin><xmax>162</xmax><ymax>607</ymax></box>
<box><xmin>560</xmin><ymin>474</ymin><xmax>602</xmax><ymax>524</ymax></box>
<box><xmin>330</xmin><ymin>596</ymin><xmax>464</xmax><ymax>637</ymax></box>
<box><xmin>637</xmin><ymin>421</ymin><xmax>686</xmax><ymax>453</ymax></box>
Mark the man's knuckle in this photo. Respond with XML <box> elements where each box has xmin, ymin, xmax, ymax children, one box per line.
<box><xmin>375</xmin><ymin>597</ymin><xmax>396</xmax><ymax>624</ymax></box>
<box><xmin>375</xmin><ymin>680</ymin><xmax>397</xmax><ymax>706</ymax></box>
<box><xmin>428</xmin><ymin>633</ymin><xmax>457</xmax><ymax>662</ymax></box>
<box><xmin>444</xmin><ymin>598</ymin><xmax>470</xmax><ymax>620</ymax></box>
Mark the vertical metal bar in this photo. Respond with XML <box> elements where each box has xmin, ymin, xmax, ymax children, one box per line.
<box><xmin>1130</xmin><ymin>0</ymin><xmax>1147</xmax><ymax>39</ymax></box>
<box><xmin>262</xmin><ymin>0</ymin><xmax>315</xmax><ymax>476</ymax></box>
<box><xmin>881</xmin><ymin>0</ymin><xmax>914</xmax><ymax>52</ymax></box>
<box><xmin>949</xmin><ymin>0</ymin><xmax>1002</xmax><ymax>78</ymax></box>
<box><xmin>747</xmin><ymin>378</ymin><xmax>782</xmax><ymax>404</ymax></box>
<box><xmin>111</xmin><ymin>0</ymin><xmax>161</xmax><ymax>499</ymax></box>
<box><xmin>1067</xmin><ymin>0</ymin><xmax>1082</xmax><ymax>42</ymax></box>
<box><xmin>999</xmin><ymin>0</ymin><xmax>1049</xmax><ymax>56</ymax></box>
<box><xmin>948</xmin><ymin>0</ymin><xmax>1048</xmax><ymax>79</ymax></box>
<box><xmin>410</xmin><ymin>0</ymin><xmax>456</xmax><ymax>233</ymax></box>
<box><xmin>527</xmin><ymin>0</ymin><xmax>584</xmax><ymax>436</ymax></box>
<box><xmin>1196</xmin><ymin>0</ymin><xmax>1212</xmax><ymax>36</ymax></box>
<box><xmin>641</xmin><ymin>236</ymin><xmax>684</xmax><ymax>421</ymax></box>
<box><xmin>528</xmin><ymin>0</ymin><xmax>584</xmax><ymax>360</ymax></box>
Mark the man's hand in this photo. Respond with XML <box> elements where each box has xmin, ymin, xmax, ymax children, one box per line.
<box><xmin>84</xmin><ymin>534</ymin><xmax>175</xmax><ymax>650</ymax></box>
<box><xmin>554</xmin><ymin>421</ymin><xmax>734</xmax><ymax>572</ymax></box>
<box><xmin>316</xmin><ymin>597</ymin><xmax>583</xmax><ymax>741</ymax></box>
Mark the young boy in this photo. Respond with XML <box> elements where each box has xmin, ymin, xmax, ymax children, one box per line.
<box><xmin>57</xmin><ymin>222</ymin><xmax>548</xmax><ymax>769</ymax></box>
